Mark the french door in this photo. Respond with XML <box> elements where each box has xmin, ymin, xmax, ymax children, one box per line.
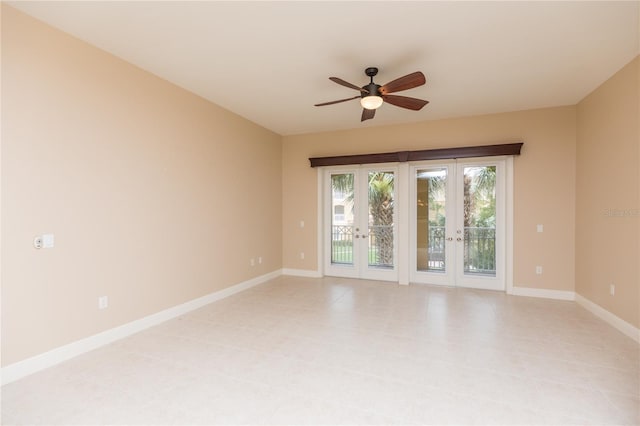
<box><xmin>324</xmin><ymin>166</ymin><xmax>398</xmax><ymax>281</ymax></box>
<box><xmin>409</xmin><ymin>159</ymin><xmax>506</xmax><ymax>290</ymax></box>
<box><xmin>322</xmin><ymin>158</ymin><xmax>507</xmax><ymax>290</ymax></box>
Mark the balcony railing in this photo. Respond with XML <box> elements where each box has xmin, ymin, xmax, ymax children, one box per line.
<box><xmin>331</xmin><ymin>224</ymin><xmax>394</xmax><ymax>268</ymax></box>
<box><xmin>333</xmin><ymin>224</ymin><xmax>495</xmax><ymax>275</ymax></box>
<box><xmin>463</xmin><ymin>226</ymin><xmax>496</xmax><ymax>275</ymax></box>
<box><xmin>331</xmin><ymin>225</ymin><xmax>353</xmax><ymax>264</ymax></box>
<box><xmin>427</xmin><ymin>225</ymin><xmax>496</xmax><ymax>275</ymax></box>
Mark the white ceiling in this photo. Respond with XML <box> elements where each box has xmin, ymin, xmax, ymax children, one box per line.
<box><xmin>10</xmin><ymin>1</ymin><xmax>640</xmax><ymax>136</ymax></box>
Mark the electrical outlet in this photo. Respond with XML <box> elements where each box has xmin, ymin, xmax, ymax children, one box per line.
<box><xmin>250</xmin><ymin>258</ymin><xmax>255</xmax><ymax>266</ymax></box>
<box><xmin>299</xmin><ymin>220</ymin><xmax>305</xmax><ymax>228</ymax></box>
<box><xmin>610</xmin><ymin>284</ymin><xmax>615</xmax><ymax>296</ymax></box>
<box><xmin>258</xmin><ymin>256</ymin><xmax>262</xmax><ymax>264</ymax></box>
<box><xmin>300</xmin><ymin>252</ymin><xmax>305</xmax><ymax>260</ymax></box>
<box><xmin>537</xmin><ymin>224</ymin><xmax>543</xmax><ymax>233</ymax></box>
<box><xmin>98</xmin><ymin>296</ymin><xmax>108</xmax><ymax>310</ymax></box>
<box><xmin>535</xmin><ymin>266</ymin><xmax>543</xmax><ymax>275</ymax></box>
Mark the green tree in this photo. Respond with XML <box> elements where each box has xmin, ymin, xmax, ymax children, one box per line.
<box><xmin>463</xmin><ymin>166</ymin><xmax>496</xmax><ymax>227</ymax></box>
<box><xmin>426</xmin><ymin>174</ymin><xmax>446</xmax><ymax>226</ymax></box>
<box><xmin>368</xmin><ymin>172</ymin><xmax>394</xmax><ymax>265</ymax></box>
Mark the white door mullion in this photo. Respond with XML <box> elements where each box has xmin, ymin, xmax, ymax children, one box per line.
<box><xmin>454</xmin><ymin>162</ymin><xmax>465</xmax><ymax>286</ymax></box>
<box><xmin>398</xmin><ymin>163</ymin><xmax>410</xmax><ymax>285</ymax></box>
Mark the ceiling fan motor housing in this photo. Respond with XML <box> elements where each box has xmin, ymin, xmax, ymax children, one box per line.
<box><xmin>362</xmin><ymin>83</ymin><xmax>382</xmax><ymax>98</ymax></box>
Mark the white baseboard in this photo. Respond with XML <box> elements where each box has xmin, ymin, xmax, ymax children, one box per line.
<box><xmin>510</xmin><ymin>286</ymin><xmax>576</xmax><ymax>301</ymax></box>
<box><xmin>575</xmin><ymin>293</ymin><xmax>640</xmax><ymax>343</ymax></box>
<box><xmin>282</xmin><ymin>268</ymin><xmax>322</xmax><ymax>278</ymax></box>
<box><xmin>1</xmin><ymin>270</ymin><xmax>282</xmax><ymax>386</ymax></box>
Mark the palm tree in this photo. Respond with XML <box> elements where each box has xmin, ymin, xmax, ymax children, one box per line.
<box><xmin>331</xmin><ymin>174</ymin><xmax>354</xmax><ymax>207</ymax></box>
<box><xmin>367</xmin><ymin>172</ymin><xmax>394</xmax><ymax>266</ymax></box>
<box><xmin>463</xmin><ymin>166</ymin><xmax>496</xmax><ymax>227</ymax></box>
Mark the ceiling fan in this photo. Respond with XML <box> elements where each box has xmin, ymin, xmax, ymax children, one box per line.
<box><xmin>314</xmin><ymin>67</ymin><xmax>429</xmax><ymax>122</ymax></box>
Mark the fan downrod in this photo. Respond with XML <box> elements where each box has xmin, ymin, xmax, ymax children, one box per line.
<box><xmin>363</xmin><ymin>67</ymin><xmax>381</xmax><ymax>95</ymax></box>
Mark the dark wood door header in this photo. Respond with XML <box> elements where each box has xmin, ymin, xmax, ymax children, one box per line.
<box><xmin>309</xmin><ymin>142</ymin><xmax>523</xmax><ymax>168</ymax></box>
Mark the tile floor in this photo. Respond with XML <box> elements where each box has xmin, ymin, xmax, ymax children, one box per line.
<box><xmin>2</xmin><ymin>276</ymin><xmax>639</xmax><ymax>425</ymax></box>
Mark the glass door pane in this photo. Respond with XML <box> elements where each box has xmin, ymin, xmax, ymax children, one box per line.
<box><xmin>367</xmin><ymin>171</ymin><xmax>395</xmax><ymax>269</ymax></box>
<box><xmin>462</xmin><ymin>166</ymin><xmax>496</xmax><ymax>276</ymax></box>
<box><xmin>330</xmin><ymin>173</ymin><xmax>354</xmax><ymax>265</ymax></box>
<box><xmin>416</xmin><ymin>168</ymin><xmax>447</xmax><ymax>272</ymax></box>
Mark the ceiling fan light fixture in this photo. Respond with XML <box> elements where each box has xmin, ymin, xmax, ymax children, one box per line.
<box><xmin>360</xmin><ymin>95</ymin><xmax>383</xmax><ymax>110</ymax></box>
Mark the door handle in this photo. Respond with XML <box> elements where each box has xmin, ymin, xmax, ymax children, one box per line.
<box><xmin>446</xmin><ymin>237</ymin><xmax>453</xmax><ymax>241</ymax></box>
<box><xmin>355</xmin><ymin>235</ymin><xmax>360</xmax><ymax>239</ymax></box>
<box><xmin>456</xmin><ymin>237</ymin><xmax>462</xmax><ymax>242</ymax></box>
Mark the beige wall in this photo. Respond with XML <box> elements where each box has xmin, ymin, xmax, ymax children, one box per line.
<box><xmin>3</xmin><ymin>3</ymin><xmax>637</xmax><ymax>369</ymax></box>
<box><xmin>1</xmin><ymin>6</ymin><xmax>282</xmax><ymax>366</ymax></box>
<box><xmin>283</xmin><ymin>107</ymin><xmax>577</xmax><ymax>292</ymax></box>
<box><xmin>576</xmin><ymin>56</ymin><xmax>639</xmax><ymax>328</ymax></box>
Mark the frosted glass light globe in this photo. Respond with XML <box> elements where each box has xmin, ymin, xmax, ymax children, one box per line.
<box><xmin>360</xmin><ymin>96</ymin><xmax>383</xmax><ymax>110</ymax></box>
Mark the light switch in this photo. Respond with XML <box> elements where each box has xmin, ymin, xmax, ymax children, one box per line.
<box><xmin>98</xmin><ymin>296</ymin><xmax>108</xmax><ymax>310</ymax></box>
<box><xmin>536</xmin><ymin>224</ymin><xmax>543</xmax><ymax>233</ymax></box>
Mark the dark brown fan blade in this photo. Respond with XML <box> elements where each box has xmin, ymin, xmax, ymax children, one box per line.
<box><xmin>361</xmin><ymin>108</ymin><xmax>375</xmax><ymax>122</ymax></box>
<box><xmin>382</xmin><ymin>94</ymin><xmax>429</xmax><ymax>111</ymax></box>
<box><xmin>379</xmin><ymin>71</ymin><xmax>426</xmax><ymax>94</ymax></box>
<box><xmin>330</xmin><ymin>77</ymin><xmax>369</xmax><ymax>93</ymax></box>
<box><xmin>314</xmin><ymin>95</ymin><xmax>360</xmax><ymax>107</ymax></box>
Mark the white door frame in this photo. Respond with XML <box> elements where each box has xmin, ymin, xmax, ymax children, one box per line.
<box><xmin>408</xmin><ymin>156</ymin><xmax>511</xmax><ymax>291</ymax></box>
<box><xmin>316</xmin><ymin>156</ymin><xmax>514</xmax><ymax>292</ymax></box>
